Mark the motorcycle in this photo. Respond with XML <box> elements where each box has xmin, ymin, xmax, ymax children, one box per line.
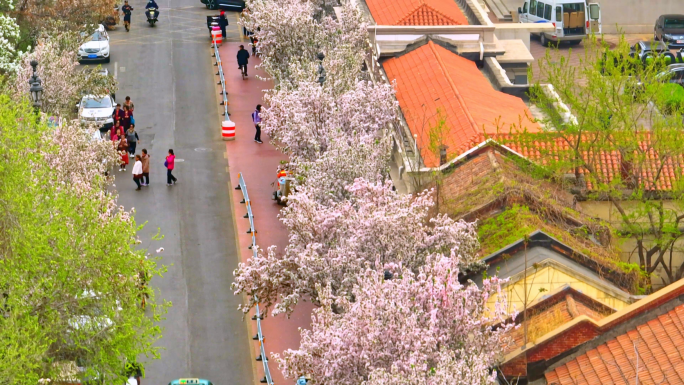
<box><xmin>146</xmin><ymin>8</ymin><xmax>158</xmax><ymax>26</ymax></box>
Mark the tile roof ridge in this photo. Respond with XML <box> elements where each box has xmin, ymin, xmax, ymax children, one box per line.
<box><xmin>397</xmin><ymin>1</ymin><xmax>462</xmax><ymax>25</ymax></box>
<box><xmin>427</xmin><ymin>41</ymin><xmax>479</xmax><ymax>134</ymax></box>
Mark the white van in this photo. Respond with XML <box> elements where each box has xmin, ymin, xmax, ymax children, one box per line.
<box><xmin>518</xmin><ymin>0</ymin><xmax>601</xmax><ymax>46</ymax></box>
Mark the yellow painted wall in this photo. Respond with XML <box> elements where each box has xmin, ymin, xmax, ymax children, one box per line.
<box><xmin>488</xmin><ymin>266</ymin><xmax>630</xmax><ymax>314</ymax></box>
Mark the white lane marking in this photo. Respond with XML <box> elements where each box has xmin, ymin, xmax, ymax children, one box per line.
<box><xmin>114</xmin><ymin>61</ymin><xmax>118</xmax><ymax>79</ymax></box>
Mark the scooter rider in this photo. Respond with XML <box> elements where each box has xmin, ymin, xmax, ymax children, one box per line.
<box><xmin>145</xmin><ymin>0</ymin><xmax>160</xmax><ymax>21</ymax></box>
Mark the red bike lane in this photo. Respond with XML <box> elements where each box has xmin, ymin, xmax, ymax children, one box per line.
<box><xmin>217</xmin><ymin>41</ymin><xmax>314</xmax><ymax>385</ymax></box>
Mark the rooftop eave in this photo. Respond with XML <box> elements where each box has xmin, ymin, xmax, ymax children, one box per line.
<box><xmin>368</xmin><ymin>24</ymin><xmax>501</xmax><ymax>58</ymax></box>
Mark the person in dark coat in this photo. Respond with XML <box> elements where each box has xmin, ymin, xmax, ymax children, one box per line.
<box><xmin>237</xmin><ymin>45</ymin><xmax>250</xmax><ymax>76</ymax></box>
<box><xmin>113</xmin><ymin>104</ymin><xmax>125</xmax><ymax>126</ymax></box>
<box><xmin>219</xmin><ymin>10</ymin><xmax>228</xmax><ymax>37</ymax></box>
<box><xmin>122</xmin><ymin>104</ymin><xmax>133</xmax><ymax>131</ymax></box>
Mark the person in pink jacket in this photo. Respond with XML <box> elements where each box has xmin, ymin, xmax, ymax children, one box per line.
<box><xmin>165</xmin><ymin>149</ymin><xmax>177</xmax><ymax>186</ymax></box>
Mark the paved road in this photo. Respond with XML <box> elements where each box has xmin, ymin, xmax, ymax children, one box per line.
<box><xmin>92</xmin><ymin>1</ymin><xmax>254</xmax><ymax>383</ymax></box>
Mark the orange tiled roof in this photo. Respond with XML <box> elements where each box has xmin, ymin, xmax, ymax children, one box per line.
<box><xmin>486</xmin><ymin>132</ymin><xmax>684</xmax><ymax>191</ymax></box>
<box><xmin>382</xmin><ymin>41</ymin><xmax>538</xmax><ymax>167</ymax></box>
<box><xmin>545</xmin><ymin>303</ymin><xmax>684</xmax><ymax>385</ymax></box>
<box><xmin>365</xmin><ymin>0</ymin><xmax>468</xmax><ymax>26</ymax></box>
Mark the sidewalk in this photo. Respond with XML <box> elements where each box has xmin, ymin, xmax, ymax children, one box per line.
<box><xmin>216</xmin><ymin>41</ymin><xmax>314</xmax><ymax>385</ymax></box>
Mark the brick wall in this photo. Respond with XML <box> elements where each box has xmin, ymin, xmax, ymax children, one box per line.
<box><xmin>440</xmin><ymin>148</ymin><xmax>498</xmax><ymax>201</ymax></box>
<box><xmin>527</xmin><ymin>322</ymin><xmax>600</xmax><ymax>362</ymax></box>
<box><xmin>501</xmin><ymin>355</ymin><xmax>527</xmax><ymax>377</ymax></box>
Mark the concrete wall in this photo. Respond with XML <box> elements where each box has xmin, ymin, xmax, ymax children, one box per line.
<box><xmin>499</xmin><ymin>0</ymin><xmax>683</xmax><ymax>34</ymax></box>
<box><xmin>597</xmin><ymin>0</ymin><xmax>682</xmax><ymax>34</ymax></box>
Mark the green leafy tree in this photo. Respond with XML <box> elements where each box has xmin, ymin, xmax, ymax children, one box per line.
<box><xmin>502</xmin><ymin>36</ymin><xmax>684</xmax><ymax>286</ymax></box>
<box><xmin>0</xmin><ymin>95</ymin><xmax>168</xmax><ymax>384</ymax></box>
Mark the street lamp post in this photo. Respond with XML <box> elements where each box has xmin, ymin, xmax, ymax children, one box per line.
<box><xmin>28</xmin><ymin>60</ymin><xmax>43</xmax><ymax>111</ymax></box>
<box><xmin>316</xmin><ymin>52</ymin><xmax>326</xmax><ymax>86</ymax></box>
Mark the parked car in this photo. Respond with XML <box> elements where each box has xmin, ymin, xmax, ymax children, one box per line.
<box><xmin>655</xmin><ymin>64</ymin><xmax>684</xmax><ymax>86</ymax></box>
<box><xmin>79</xmin><ymin>95</ymin><xmax>116</xmax><ymax>132</ymax></box>
<box><xmin>629</xmin><ymin>40</ymin><xmax>672</xmax><ymax>60</ymax></box>
<box><xmin>168</xmin><ymin>379</ymin><xmax>213</xmax><ymax>385</ymax></box>
<box><xmin>518</xmin><ymin>0</ymin><xmax>601</xmax><ymax>46</ymax></box>
<box><xmin>654</xmin><ymin>14</ymin><xmax>684</xmax><ymax>49</ymax></box>
<box><xmin>200</xmin><ymin>0</ymin><xmax>244</xmax><ymax>11</ymax></box>
<box><xmin>78</xmin><ymin>25</ymin><xmax>111</xmax><ymax>64</ymax></box>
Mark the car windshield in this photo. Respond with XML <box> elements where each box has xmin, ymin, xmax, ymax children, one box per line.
<box><xmin>91</xmin><ymin>31</ymin><xmax>107</xmax><ymax>41</ymax></box>
<box><xmin>664</xmin><ymin>18</ymin><xmax>684</xmax><ymax>29</ymax></box>
<box><xmin>83</xmin><ymin>97</ymin><xmax>112</xmax><ymax>108</ymax></box>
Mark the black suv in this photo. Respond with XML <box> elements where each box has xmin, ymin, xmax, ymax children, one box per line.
<box><xmin>654</xmin><ymin>14</ymin><xmax>684</xmax><ymax>49</ymax></box>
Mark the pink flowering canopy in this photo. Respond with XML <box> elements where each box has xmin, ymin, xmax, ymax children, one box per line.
<box><xmin>242</xmin><ymin>0</ymin><xmax>367</xmax><ymax>87</ymax></box>
<box><xmin>12</xmin><ymin>33</ymin><xmax>117</xmax><ymax>118</ymax></box>
<box><xmin>262</xmin><ymin>80</ymin><xmax>397</xmax><ymax>162</ymax></box>
<box><xmin>232</xmin><ymin>178</ymin><xmax>484</xmax><ymax>317</ymax></box>
<box><xmin>276</xmin><ymin>255</ymin><xmax>513</xmax><ymax>384</ymax></box>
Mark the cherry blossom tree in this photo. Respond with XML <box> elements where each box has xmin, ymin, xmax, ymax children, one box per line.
<box><xmin>242</xmin><ymin>0</ymin><xmax>367</xmax><ymax>88</ymax></box>
<box><xmin>276</xmin><ymin>255</ymin><xmax>513</xmax><ymax>384</ymax></box>
<box><xmin>42</xmin><ymin>120</ymin><xmax>119</xmax><ymax>193</ymax></box>
<box><xmin>15</xmin><ymin>0</ymin><xmax>117</xmax><ymax>32</ymax></box>
<box><xmin>295</xmin><ymin>132</ymin><xmax>391</xmax><ymax>203</ymax></box>
<box><xmin>232</xmin><ymin>178</ymin><xmax>483</xmax><ymax>317</ymax></box>
<box><xmin>363</xmin><ymin>349</ymin><xmax>503</xmax><ymax>385</ymax></box>
<box><xmin>0</xmin><ymin>0</ymin><xmax>21</xmax><ymax>73</ymax></box>
<box><xmin>262</xmin><ymin>80</ymin><xmax>397</xmax><ymax>161</ymax></box>
<box><xmin>11</xmin><ymin>33</ymin><xmax>117</xmax><ymax>117</ymax></box>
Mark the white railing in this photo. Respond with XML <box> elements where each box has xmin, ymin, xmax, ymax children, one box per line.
<box><xmin>213</xmin><ymin>42</ymin><xmax>230</xmax><ymax>118</ymax></box>
<box><xmin>235</xmin><ymin>172</ymin><xmax>274</xmax><ymax>385</ymax></box>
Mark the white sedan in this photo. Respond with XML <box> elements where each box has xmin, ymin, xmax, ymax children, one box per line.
<box><xmin>78</xmin><ymin>24</ymin><xmax>111</xmax><ymax>63</ymax></box>
<box><xmin>79</xmin><ymin>94</ymin><xmax>116</xmax><ymax>132</ymax></box>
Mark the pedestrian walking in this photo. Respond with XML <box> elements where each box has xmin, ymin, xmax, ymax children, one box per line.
<box><xmin>132</xmin><ymin>155</ymin><xmax>143</xmax><ymax>191</ymax></box>
<box><xmin>122</xmin><ymin>0</ymin><xmax>133</xmax><ymax>32</ymax></box>
<box><xmin>141</xmin><ymin>148</ymin><xmax>150</xmax><ymax>186</ymax></box>
<box><xmin>126</xmin><ymin>125</ymin><xmax>139</xmax><ymax>156</ymax></box>
<box><xmin>113</xmin><ymin>104</ymin><xmax>125</xmax><ymax>126</ymax></box>
<box><xmin>219</xmin><ymin>10</ymin><xmax>228</xmax><ymax>38</ymax></box>
<box><xmin>118</xmin><ymin>136</ymin><xmax>129</xmax><ymax>171</ymax></box>
<box><xmin>124</xmin><ymin>96</ymin><xmax>135</xmax><ymax>113</ymax></box>
<box><xmin>250</xmin><ymin>36</ymin><xmax>258</xmax><ymax>56</ymax></box>
<box><xmin>237</xmin><ymin>45</ymin><xmax>250</xmax><ymax>77</ymax></box>
<box><xmin>111</xmin><ymin>123</ymin><xmax>124</xmax><ymax>142</ymax></box>
<box><xmin>252</xmin><ymin>104</ymin><xmax>262</xmax><ymax>143</ymax></box>
<box><xmin>122</xmin><ymin>105</ymin><xmax>133</xmax><ymax>131</ymax></box>
<box><xmin>165</xmin><ymin>149</ymin><xmax>177</xmax><ymax>186</ymax></box>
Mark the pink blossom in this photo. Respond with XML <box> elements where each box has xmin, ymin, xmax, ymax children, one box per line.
<box><xmin>276</xmin><ymin>254</ymin><xmax>513</xmax><ymax>384</ymax></box>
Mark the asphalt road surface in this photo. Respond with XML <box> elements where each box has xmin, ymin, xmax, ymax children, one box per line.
<box><xmin>91</xmin><ymin>1</ymin><xmax>254</xmax><ymax>383</ymax></box>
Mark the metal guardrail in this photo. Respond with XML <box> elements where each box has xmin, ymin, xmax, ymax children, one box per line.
<box><xmin>213</xmin><ymin>42</ymin><xmax>230</xmax><ymax>118</ymax></box>
<box><xmin>235</xmin><ymin>172</ymin><xmax>274</xmax><ymax>385</ymax></box>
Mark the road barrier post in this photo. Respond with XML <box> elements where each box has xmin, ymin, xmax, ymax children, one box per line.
<box><xmin>235</xmin><ymin>173</ymin><xmax>274</xmax><ymax>385</ymax></box>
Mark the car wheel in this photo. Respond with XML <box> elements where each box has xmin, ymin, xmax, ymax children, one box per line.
<box><xmin>104</xmin><ymin>56</ymin><xmax>110</xmax><ymax>63</ymax></box>
<box><xmin>540</xmin><ymin>34</ymin><xmax>548</xmax><ymax>47</ymax></box>
<box><xmin>654</xmin><ymin>31</ymin><xmax>659</xmax><ymax>41</ymax></box>
<box><xmin>209</xmin><ymin>0</ymin><xmax>217</xmax><ymax>9</ymax></box>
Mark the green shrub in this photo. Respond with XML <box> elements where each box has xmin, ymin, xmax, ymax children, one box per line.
<box><xmin>657</xmin><ymin>83</ymin><xmax>684</xmax><ymax>114</ymax></box>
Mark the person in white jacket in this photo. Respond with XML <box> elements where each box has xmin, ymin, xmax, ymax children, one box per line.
<box><xmin>132</xmin><ymin>155</ymin><xmax>143</xmax><ymax>191</ymax></box>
